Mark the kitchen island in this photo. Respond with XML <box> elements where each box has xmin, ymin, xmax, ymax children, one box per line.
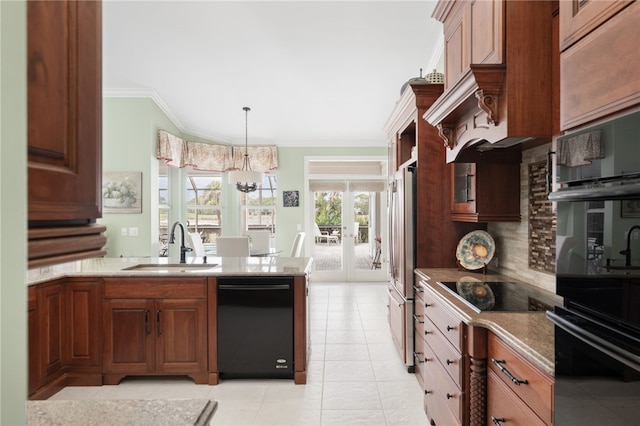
<box><xmin>27</xmin><ymin>256</ymin><xmax>313</xmax><ymax>400</ymax></box>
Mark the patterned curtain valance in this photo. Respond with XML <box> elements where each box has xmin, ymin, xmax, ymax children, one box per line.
<box><xmin>157</xmin><ymin>130</ymin><xmax>278</xmax><ymax>172</ymax></box>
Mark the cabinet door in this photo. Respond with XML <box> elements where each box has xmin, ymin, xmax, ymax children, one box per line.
<box><xmin>28</xmin><ymin>287</ymin><xmax>39</xmax><ymax>395</ymax></box>
<box><xmin>451</xmin><ymin>163</ymin><xmax>476</xmax><ymax>216</ymax></box>
<box><xmin>38</xmin><ymin>282</ymin><xmax>64</xmax><ymax>381</ymax></box>
<box><xmin>155</xmin><ymin>298</ymin><xmax>207</xmax><ymax>374</ymax></box>
<box><xmin>103</xmin><ymin>299</ymin><xmax>154</xmax><ymax>374</ymax></box>
<box><xmin>64</xmin><ymin>279</ymin><xmax>102</xmax><ymax>369</ymax></box>
<box><xmin>27</xmin><ymin>0</ymin><xmax>102</xmax><ymax>223</ymax></box>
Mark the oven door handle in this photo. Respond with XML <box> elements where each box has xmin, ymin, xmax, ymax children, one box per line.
<box><xmin>546</xmin><ymin>311</ymin><xmax>640</xmax><ymax>372</ymax></box>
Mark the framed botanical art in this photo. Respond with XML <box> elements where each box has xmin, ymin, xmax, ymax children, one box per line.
<box><xmin>103</xmin><ymin>171</ymin><xmax>142</xmax><ymax>213</ymax></box>
<box><xmin>621</xmin><ymin>199</ymin><xmax>640</xmax><ymax>218</ymax></box>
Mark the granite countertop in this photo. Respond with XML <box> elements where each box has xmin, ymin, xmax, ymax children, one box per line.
<box><xmin>27</xmin><ymin>399</ymin><xmax>217</xmax><ymax>426</ymax></box>
<box><xmin>28</xmin><ymin>256</ymin><xmax>314</xmax><ymax>286</ymax></box>
<box><xmin>415</xmin><ymin>268</ymin><xmax>560</xmax><ymax>376</ymax></box>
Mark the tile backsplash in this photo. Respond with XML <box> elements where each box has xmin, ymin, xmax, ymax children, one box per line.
<box><xmin>488</xmin><ymin>143</ymin><xmax>556</xmax><ymax>293</ymax></box>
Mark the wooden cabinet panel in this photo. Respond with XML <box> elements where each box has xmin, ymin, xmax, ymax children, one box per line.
<box><xmin>560</xmin><ymin>1</ymin><xmax>640</xmax><ymax>130</ymax></box>
<box><xmin>27</xmin><ymin>0</ymin><xmax>102</xmax><ymax>222</ymax></box>
<box><xmin>156</xmin><ymin>298</ymin><xmax>207</xmax><ymax>374</ymax></box>
<box><xmin>28</xmin><ymin>287</ymin><xmax>39</xmax><ymax>395</ymax></box>
<box><xmin>103</xmin><ymin>298</ymin><xmax>155</xmax><ymax>375</ymax></box>
<box><xmin>423</xmin><ymin>339</ymin><xmax>465</xmax><ymax>425</ymax></box>
<box><xmin>488</xmin><ymin>332</ymin><xmax>553</xmax><ymax>425</ymax></box>
<box><xmin>559</xmin><ymin>0</ymin><xmax>633</xmax><ymax>51</ymax></box>
<box><xmin>64</xmin><ymin>279</ymin><xmax>102</xmax><ymax>369</ymax></box>
<box><xmin>469</xmin><ymin>0</ymin><xmax>503</xmax><ymax>65</ymax></box>
<box><xmin>424</xmin><ymin>317</ymin><xmax>465</xmax><ymax>387</ymax></box>
<box><xmin>423</xmin><ymin>286</ymin><xmax>465</xmax><ymax>351</ymax></box>
<box><xmin>27</xmin><ymin>0</ymin><xmax>105</xmax><ymax>267</ymax></box>
<box><xmin>487</xmin><ymin>369</ymin><xmax>547</xmax><ymax>426</ymax></box>
<box><xmin>38</xmin><ymin>282</ymin><xmax>64</xmax><ymax>381</ymax></box>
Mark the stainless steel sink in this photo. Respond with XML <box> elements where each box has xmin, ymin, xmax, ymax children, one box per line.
<box><xmin>124</xmin><ymin>263</ymin><xmax>219</xmax><ymax>272</ymax></box>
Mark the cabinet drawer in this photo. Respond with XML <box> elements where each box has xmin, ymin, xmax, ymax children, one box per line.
<box><xmin>423</xmin><ymin>339</ymin><xmax>464</xmax><ymax>426</ymax></box>
<box><xmin>423</xmin><ymin>286</ymin><xmax>464</xmax><ymax>352</ymax></box>
<box><xmin>413</xmin><ymin>333</ymin><xmax>426</xmax><ymax>388</ymax></box>
<box><xmin>488</xmin><ymin>333</ymin><xmax>553</xmax><ymax>424</ymax></box>
<box><xmin>487</xmin><ymin>369</ymin><xmax>547</xmax><ymax>426</ymax></box>
<box><xmin>424</xmin><ymin>318</ymin><xmax>464</xmax><ymax>387</ymax></box>
<box><xmin>104</xmin><ymin>278</ymin><xmax>207</xmax><ymax>299</ymax></box>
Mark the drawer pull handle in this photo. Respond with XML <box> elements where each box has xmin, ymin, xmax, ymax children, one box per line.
<box><xmin>413</xmin><ymin>314</ymin><xmax>424</xmax><ymax>324</ymax></box>
<box><xmin>425</xmin><ymin>303</ymin><xmax>432</xmax><ymax>308</ymax></box>
<box><xmin>446</xmin><ymin>325</ymin><xmax>455</xmax><ymax>331</ymax></box>
<box><xmin>492</xmin><ymin>358</ymin><xmax>528</xmax><ymax>386</ymax></box>
<box><xmin>424</xmin><ymin>330</ymin><xmax>431</xmax><ymax>335</ymax></box>
<box><xmin>446</xmin><ymin>393</ymin><xmax>454</xmax><ymax>399</ymax></box>
<box><xmin>491</xmin><ymin>417</ymin><xmax>506</xmax><ymax>426</ymax></box>
<box><xmin>413</xmin><ymin>352</ymin><xmax>425</xmax><ymax>364</ymax></box>
<box><xmin>425</xmin><ymin>390</ymin><xmax>432</xmax><ymax>394</ymax></box>
<box><xmin>144</xmin><ymin>309</ymin><xmax>151</xmax><ymax>336</ymax></box>
<box><xmin>446</xmin><ymin>359</ymin><xmax>454</xmax><ymax>365</ymax></box>
<box><xmin>413</xmin><ymin>285</ymin><xmax>424</xmax><ymax>294</ymax></box>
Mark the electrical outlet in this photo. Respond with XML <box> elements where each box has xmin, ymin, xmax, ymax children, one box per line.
<box><xmin>129</xmin><ymin>227</ymin><xmax>139</xmax><ymax>236</ymax></box>
<box><xmin>121</xmin><ymin>227</ymin><xmax>128</xmax><ymax>236</ymax></box>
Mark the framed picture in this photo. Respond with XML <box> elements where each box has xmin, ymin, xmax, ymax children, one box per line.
<box><xmin>621</xmin><ymin>199</ymin><xmax>640</xmax><ymax>218</ymax></box>
<box><xmin>103</xmin><ymin>171</ymin><xmax>142</xmax><ymax>213</ymax></box>
<box><xmin>283</xmin><ymin>190</ymin><xmax>299</xmax><ymax>207</ymax></box>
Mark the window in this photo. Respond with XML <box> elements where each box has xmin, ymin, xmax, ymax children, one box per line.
<box><xmin>186</xmin><ymin>171</ymin><xmax>222</xmax><ymax>243</ymax></box>
<box><xmin>245</xmin><ymin>174</ymin><xmax>277</xmax><ymax>232</ymax></box>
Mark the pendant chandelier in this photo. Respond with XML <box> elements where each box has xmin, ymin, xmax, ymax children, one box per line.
<box><xmin>228</xmin><ymin>106</ymin><xmax>263</xmax><ymax>193</ymax></box>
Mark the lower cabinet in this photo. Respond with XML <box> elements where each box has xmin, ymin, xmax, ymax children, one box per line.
<box><xmin>28</xmin><ymin>278</ymin><xmax>102</xmax><ymax>400</ymax></box>
<box><xmin>487</xmin><ymin>332</ymin><xmax>554</xmax><ymax>425</ymax></box>
<box><xmin>102</xmin><ymin>278</ymin><xmax>208</xmax><ymax>385</ymax></box>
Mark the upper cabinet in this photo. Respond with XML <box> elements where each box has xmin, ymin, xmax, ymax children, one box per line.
<box><xmin>424</xmin><ymin>0</ymin><xmax>558</xmax><ymax>163</ymax></box>
<box><xmin>559</xmin><ymin>0</ymin><xmax>640</xmax><ymax>130</ymax></box>
<box><xmin>27</xmin><ymin>0</ymin><xmax>106</xmax><ymax>268</ymax></box>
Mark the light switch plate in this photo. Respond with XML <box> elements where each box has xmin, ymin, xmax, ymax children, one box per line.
<box><xmin>129</xmin><ymin>227</ymin><xmax>139</xmax><ymax>236</ymax></box>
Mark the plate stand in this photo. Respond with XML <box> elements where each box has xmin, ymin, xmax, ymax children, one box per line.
<box><xmin>456</xmin><ymin>259</ymin><xmax>488</xmax><ymax>274</ymax></box>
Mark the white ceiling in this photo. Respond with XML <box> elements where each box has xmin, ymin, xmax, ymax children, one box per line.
<box><xmin>103</xmin><ymin>1</ymin><xmax>443</xmax><ymax>148</ymax></box>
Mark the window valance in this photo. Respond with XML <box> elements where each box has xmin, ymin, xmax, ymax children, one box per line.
<box><xmin>157</xmin><ymin>130</ymin><xmax>278</xmax><ymax>172</ymax></box>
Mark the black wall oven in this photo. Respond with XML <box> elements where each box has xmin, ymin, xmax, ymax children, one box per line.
<box><xmin>548</xmin><ymin>111</ymin><xmax>640</xmax><ymax>425</ymax></box>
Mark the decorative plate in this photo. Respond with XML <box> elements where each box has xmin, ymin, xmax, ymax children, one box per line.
<box><xmin>456</xmin><ymin>281</ymin><xmax>495</xmax><ymax>310</ymax></box>
<box><xmin>456</xmin><ymin>230</ymin><xmax>495</xmax><ymax>270</ymax></box>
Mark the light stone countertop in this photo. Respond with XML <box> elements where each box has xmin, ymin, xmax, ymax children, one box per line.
<box><xmin>27</xmin><ymin>399</ymin><xmax>217</xmax><ymax>426</ymax></box>
<box><xmin>415</xmin><ymin>268</ymin><xmax>561</xmax><ymax>376</ymax></box>
<box><xmin>28</xmin><ymin>256</ymin><xmax>314</xmax><ymax>286</ymax></box>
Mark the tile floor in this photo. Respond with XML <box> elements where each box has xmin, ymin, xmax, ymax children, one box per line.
<box><xmin>50</xmin><ymin>281</ymin><xmax>428</xmax><ymax>425</ymax></box>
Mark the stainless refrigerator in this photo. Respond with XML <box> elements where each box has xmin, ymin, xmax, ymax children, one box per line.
<box><xmin>387</xmin><ymin>164</ymin><xmax>416</xmax><ymax>371</ymax></box>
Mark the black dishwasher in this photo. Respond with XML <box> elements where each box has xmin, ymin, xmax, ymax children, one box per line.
<box><xmin>217</xmin><ymin>276</ymin><xmax>294</xmax><ymax>379</ymax></box>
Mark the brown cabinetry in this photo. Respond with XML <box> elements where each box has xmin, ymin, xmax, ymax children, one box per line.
<box><xmin>28</xmin><ymin>278</ymin><xmax>102</xmax><ymax>399</ymax></box>
<box><xmin>426</xmin><ymin>0</ymin><xmax>556</xmax><ymax>162</ymax></box>
<box><xmin>103</xmin><ymin>278</ymin><xmax>208</xmax><ymax>385</ymax></box>
<box><xmin>451</xmin><ymin>161</ymin><xmax>521</xmax><ymax>222</ymax></box>
<box><xmin>27</xmin><ymin>0</ymin><xmax>106</xmax><ymax>268</ymax></box>
<box><xmin>487</xmin><ymin>332</ymin><xmax>554</xmax><ymax>425</ymax></box>
<box><xmin>559</xmin><ymin>1</ymin><xmax>639</xmax><ymax>130</ymax></box>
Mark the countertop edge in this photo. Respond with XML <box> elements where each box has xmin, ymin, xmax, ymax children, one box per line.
<box><xmin>415</xmin><ymin>268</ymin><xmax>557</xmax><ymax>376</ymax></box>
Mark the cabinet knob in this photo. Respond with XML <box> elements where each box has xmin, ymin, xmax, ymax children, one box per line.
<box><xmin>446</xmin><ymin>325</ymin><xmax>455</xmax><ymax>331</ymax></box>
<box><xmin>446</xmin><ymin>359</ymin><xmax>453</xmax><ymax>365</ymax></box>
<box><xmin>446</xmin><ymin>393</ymin><xmax>454</xmax><ymax>399</ymax></box>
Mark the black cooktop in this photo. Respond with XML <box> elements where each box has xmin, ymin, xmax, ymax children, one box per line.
<box><xmin>437</xmin><ymin>281</ymin><xmax>560</xmax><ymax>313</ymax></box>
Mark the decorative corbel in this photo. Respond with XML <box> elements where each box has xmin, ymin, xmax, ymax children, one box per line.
<box><xmin>437</xmin><ymin>123</ymin><xmax>455</xmax><ymax>149</ymax></box>
<box><xmin>475</xmin><ymin>89</ymin><xmax>499</xmax><ymax>125</ymax></box>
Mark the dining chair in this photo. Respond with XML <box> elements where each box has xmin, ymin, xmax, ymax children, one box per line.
<box><xmin>247</xmin><ymin>230</ymin><xmax>271</xmax><ymax>252</ymax></box>
<box><xmin>215</xmin><ymin>236</ymin><xmax>250</xmax><ymax>257</ymax></box>
<box><xmin>187</xmin><ymin>232</ymin><xmax>206</xmax><ymax>257</ymax></box>
<box><xmin>289</xmin><ymin>232</ymin><xmax>305</xmax><ymax>257</ymax></box>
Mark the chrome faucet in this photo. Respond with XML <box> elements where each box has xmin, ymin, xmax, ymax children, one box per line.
<box><xmin>620</xmin><ymin>225</ymin><xmax>640</xmax><ymax>267</ymax></box>
<box><xmin>169</xmin><ymin>221</ymin><xmax>192</xmax><ymax>263</ymax></box>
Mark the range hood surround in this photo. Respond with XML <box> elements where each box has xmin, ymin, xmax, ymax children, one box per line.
<box><xmin>423</xmin><ymin>64</ymin><xmax>551</xmax><ymax>163</ymax></box>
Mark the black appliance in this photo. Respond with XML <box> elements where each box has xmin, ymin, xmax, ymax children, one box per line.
<box><xmin>438</xmin><ymin>281</ymin><xmax>559</xmax><ymax>313</ymax></box>
<box><xmin>547</xmin><ymin>111</ymin><xmax>640</xmax><ymax>425</ymax></box>
<box><xmin>217</xmin><ymin>276</ymin><xmax>294</xmax><ymax>379</ymax></box>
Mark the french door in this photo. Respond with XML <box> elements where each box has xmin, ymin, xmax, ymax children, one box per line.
<box><xmin>310</xmin><ymin>180</ymin><xmax>387</xmax><ymax>282</ymax></box>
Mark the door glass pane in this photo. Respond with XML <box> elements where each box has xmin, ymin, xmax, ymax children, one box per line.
<box><xmin>313</xmin><ymin>190</ymin><xmax>343</xmax><ymax>271</ymax></box>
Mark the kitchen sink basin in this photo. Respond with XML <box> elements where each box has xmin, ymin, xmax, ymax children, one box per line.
<box><xmin>124</xmin><ymin>263</ymin><xmax>219</xmax><ymax>272</ymax></box>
